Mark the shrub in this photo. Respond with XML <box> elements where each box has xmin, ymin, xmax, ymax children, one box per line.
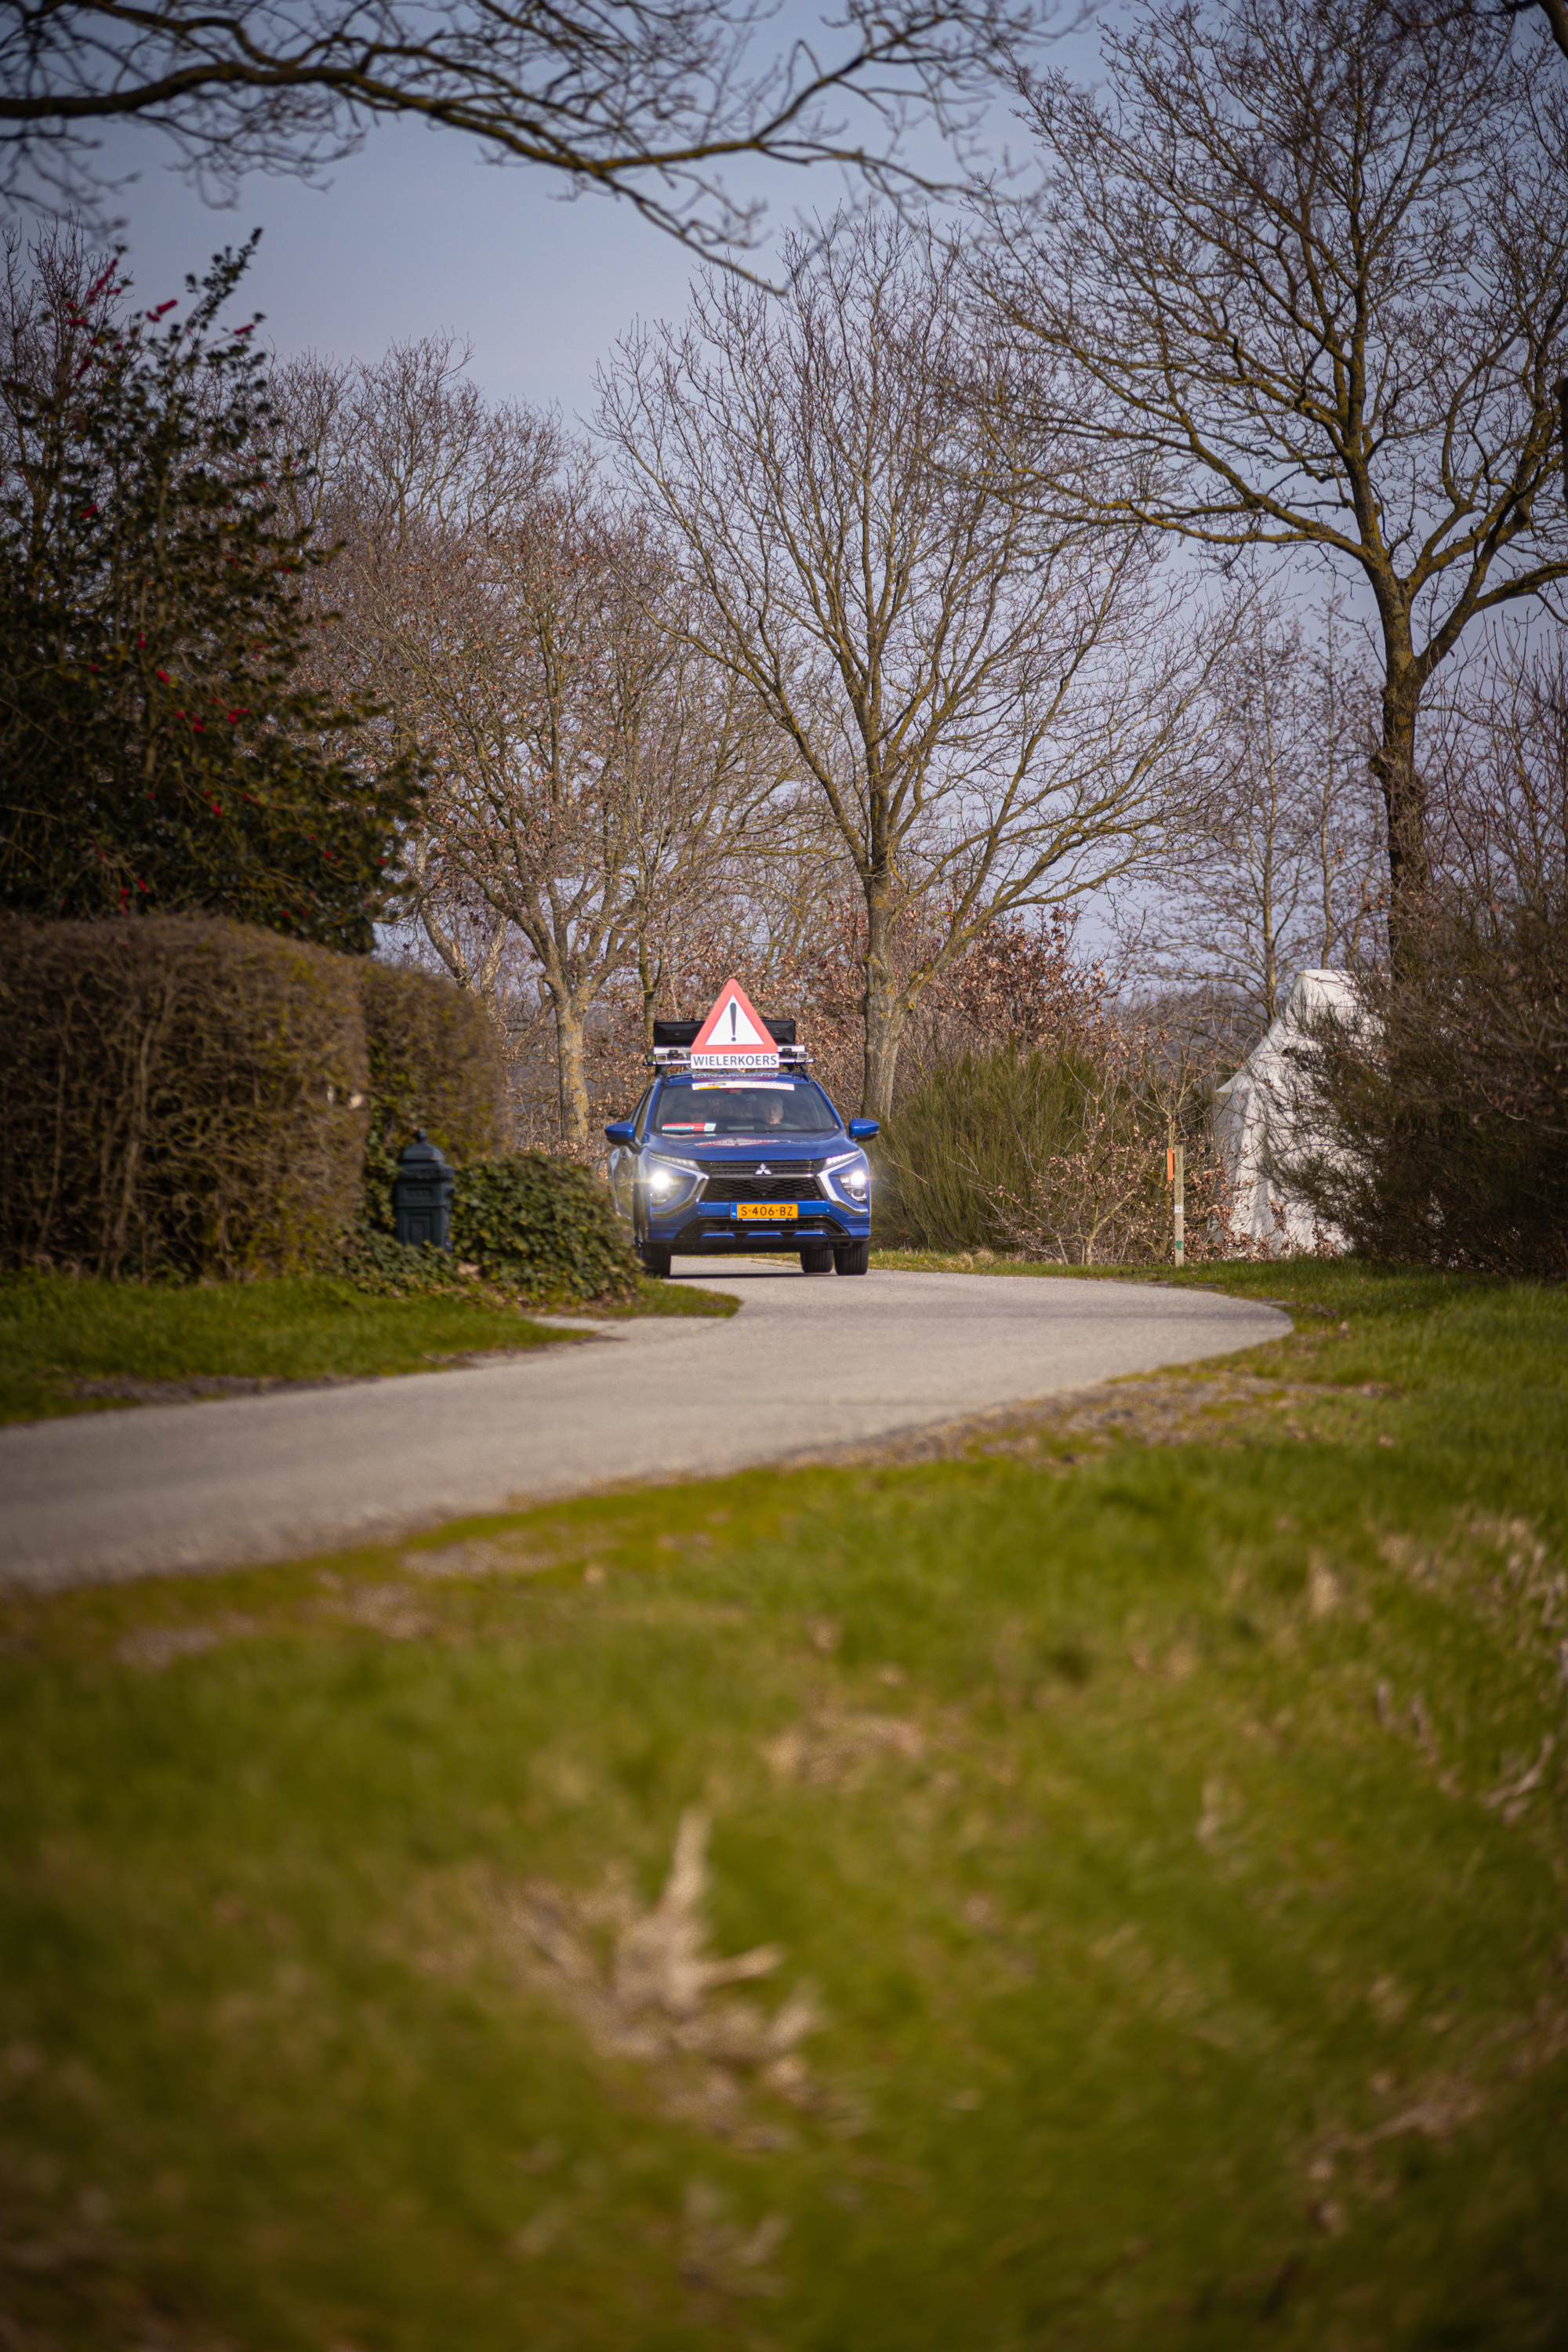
<box><xmin>1280</xmin><ymin>902</ymin><xmax>1568</xmax><ymax>1279</ymax></box>
<box><xmin>0</xmin><ymin>913</ymin><xmax>368</xmax><ymax>1276</ymax></box>
<box><xmin>334</xmin><ymin>1228</ymin><xmax>480</xmax><ymax>1300</ymax></box>
<box><xmin>1280</xmin><ymin>642</ymin><xmax>1568</xmax><ymax>1279</ymax></box>
<box><xmin>358</xmin><ymin>963</ymin><xmax>508</xmax><ymax>1230</ymax></box>
<box><xmin>878</xmin><ymin>1038</ymin><xmax>1227</xmax><ymax>1265</ymax></box>
<box><xmin>877</xmin><ymin>1045</ymin><xmax>1097</xmax><ymax>1252</ymax></box>
<box><xmin>449</xmin><ymin>1155</ymin><xmax>637</xmax><ymax>1302</ymax></box>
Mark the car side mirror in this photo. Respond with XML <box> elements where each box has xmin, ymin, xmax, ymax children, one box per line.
<box><xmin>848</xmin><ymin>1118</ymin><xmax>879</xmax><ymax>1141</ymax></box>
<box><xmin>604</xmin><ymin>1120</ymin><xmax>636</xmax><ymax>1145</ymax></box>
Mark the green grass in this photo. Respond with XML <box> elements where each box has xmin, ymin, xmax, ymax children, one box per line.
<box><xmin>2</xmin><ymin>1264</ymin><xmax>1566</xmax><ymax>2348</ymax></box>
<box><xmin>599</xmin><ymin>1275</ymin><xmax>742</xmax><ymax>1320</ymax></box>
<box><xmin>0</xmin><ymin>1269</ymin><xmax>738</xmax><ymax>1425</ymax></box>
<box><xmin>871</xmin><ymin>1243</ymin><xmax>1341</xmax><ymax>1287</ymax></box>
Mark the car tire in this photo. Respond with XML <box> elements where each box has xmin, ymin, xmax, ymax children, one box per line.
<box><xmin>833</xmin><ymin>1240</ymin><xmax>871</xmax><ymax>1277</ymax></box>
<box><xmin>640</xmin><ymin>1242</ymin><xmax>673</xmax><ymax>1279</ymax></box>
<box><xmin>800</xmin><ymin>1245</ymin><xmax>835</xmax><ymax>1274</ymax></box>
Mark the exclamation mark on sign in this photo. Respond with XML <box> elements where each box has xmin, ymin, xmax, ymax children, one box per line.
<box><xmin>730</xmin><ymin>1003</ymin><xmax>737</xmax><ymax>1040</ymax></box>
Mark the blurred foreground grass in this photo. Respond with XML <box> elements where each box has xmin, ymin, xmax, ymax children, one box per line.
<box><xmin>1</xmin><ymin>1262</ymin><xmax>1565</xmax><ymax>2348</ymax></box>
<box><xmin>0</xmin><ymin>1270</ymin><xmax>737</xmax><ymax>1425</ymax></box>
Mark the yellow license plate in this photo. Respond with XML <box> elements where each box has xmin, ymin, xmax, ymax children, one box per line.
<box><xmin>737</xmin><ymin>1203</ymin><xmax>797</xmax><ymax>1221</ymax></box>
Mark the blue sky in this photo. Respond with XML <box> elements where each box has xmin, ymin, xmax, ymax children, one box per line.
<box><xmin>95</xmin><ymin>112</ymin><xmax>700</xmax><ymax>421</ymax></box>
<box><xmin>82</xmin><ymin>10</ymin><xmax>1109</xmax><ymax>421</ymax></box>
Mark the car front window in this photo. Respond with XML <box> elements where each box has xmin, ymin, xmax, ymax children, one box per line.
<box><xmin>652</xmin><ymin>1080</ymin><xmax>837</xmax><ymax>1137</ymax></box>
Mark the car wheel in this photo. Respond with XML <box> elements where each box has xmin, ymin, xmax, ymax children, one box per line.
<box><xmin>800</xmin><ymin>1245</ymin><xmax>835</xmax><ymax>1273</ymax></box>
<box><xmin>640</xmin><ymin>1243</ymin><xmax>673</xmax><ymax>1278</ymax></box>
<box><xmin>833</xmin><ymin>1240</ymin><xmax>871</xmax><ymax>1276</ymax></box>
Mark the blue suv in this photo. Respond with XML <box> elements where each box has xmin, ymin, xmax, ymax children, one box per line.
<box><xmin>604</xmin><ymin>1040</ymin><xmax>878</xmax><ymax>1278</ymax></box>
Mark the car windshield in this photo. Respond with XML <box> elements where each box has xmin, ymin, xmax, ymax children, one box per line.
<box><xmin>652</xmin><ymin>1080</ymin><xmax>838</xmax><ymax>1137</ymax></box>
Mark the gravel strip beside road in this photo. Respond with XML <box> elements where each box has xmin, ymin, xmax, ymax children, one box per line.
<box><xmin>0</xmin><ymin>1265</ymin><xmax>1290</xmax><ymax>1591</ymax></box>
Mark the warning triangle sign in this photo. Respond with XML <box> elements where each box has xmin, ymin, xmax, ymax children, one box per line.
<box><xmin>690</xmin><ymin>977</ymin><xmax>779</xmax><ymax>1066</ymax></box>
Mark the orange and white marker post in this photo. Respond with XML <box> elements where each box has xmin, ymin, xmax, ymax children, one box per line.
<box><xmin>1165</xmin><ymin>1140</ymin><xmax>1186</xmax><ymax>1268</ymax></box>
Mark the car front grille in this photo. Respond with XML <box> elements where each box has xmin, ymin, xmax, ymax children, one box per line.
<box><xmin>699</xmin><ymin>1162</ymin><xmax>826</xmax><ymax>1204</ymax></box>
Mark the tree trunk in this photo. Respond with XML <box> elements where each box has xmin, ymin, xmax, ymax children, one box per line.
<box><xmin>638</xmin><ymin>932</ymin><xmax>662</xmax><ymax>1057</ymax></box>
<box><xmin>551</xmin><ymin>991</ymin><xmax>592</xmax><ymax>1154</ymax></box>
<box><xmin>859</xmin><ymin>873</ymin><xmax>907</xmax><ymax>1122</ymax></box>
<box><xmin>1374</xmin><ymin>657</ymin><xmax>1428</xmax><ymax>976</ymax></box>
<box><xmin>1261</xmin><ymin>880</ymin><xmax>1279</xmax><ymax>1025</ymax></box>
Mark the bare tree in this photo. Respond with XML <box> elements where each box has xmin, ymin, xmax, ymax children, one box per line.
<box><xmin>603</xmin><ymin>211</ymin><xmax>1221</xmax><ymax>1120</ymax></box>
<box><xmin>1526</xmin><ymin>0</ymin><xmax>1568</xmax><ymax>57</ymax></box>
<box><xmin>273</xmin><ymin>337</ymin><xmax>559</xmax><ymax>1029</ymax></box>
<box><xmin>279</xmin><ymin>335</ymin><xmax>554</xmax><ymax>549</ymax></box>
<box><xmin>280</xmin><ymin>343</ymin><xmax>789</xmax><ymax>1143</ymax></box>
<box><xmin>470</xmin><ymin>495</ymin><xmax>784</xmax><ymax>1148</ymax></box>
<box><xmin>977</xmin><ymin>0</ymin><xmax>1568</xmax><ymax>964</ymax></box>
<box><xmin>1279</xmin><ymin>630</ymin><xmax>1568</xmax><ymax>1273</ymax></box>
<box><xmin>0</xmin><ymin>0</ymin><xmax>1047</xmax><ymax>256</ymax></box>
<box><xmin>328</xmin><ymin>426</ymin><xmax>779</xmax><ymax>1147</ymax></box>
<box><xmin>0</xmin><ymin>219</ymin><xmax>118</xmax><ymax>510</ymax></box>
<box><xmin>1382</xmin><ymin>0</ymin><xmax>1568</xmax><ymax>69</ymax></box>
<box><xmin>1430</xmin><ymin>623</ymin><xmax>1568</xmax><ymax>920</ymax></box>
<box><xmin>1149</xmin><ymin>591</ymin><xmax>1385</xmax><ymax>1031</ymax></box>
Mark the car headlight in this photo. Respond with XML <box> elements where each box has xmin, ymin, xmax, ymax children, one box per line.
<box><xmin>824</xmin><ymin>1151</ymin><xmax>869</xmax><ymax>1203</ymax></box>
<box><xmin>646</xmin><ymin>1155</ymin><xmax>700</xmax><ymax>1203</ymax></box>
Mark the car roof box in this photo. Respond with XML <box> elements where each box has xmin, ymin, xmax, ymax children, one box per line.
<box><xmin>652</xmin><ymin>1017</ymin><xmax>797</xmax><ymax>1048</ymax></box>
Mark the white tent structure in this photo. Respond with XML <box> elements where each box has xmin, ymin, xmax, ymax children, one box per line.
<box><xmin>1213</xmin><ymin>969</ymin><xmax>1363</xmax><ymax>1254</ymax></box>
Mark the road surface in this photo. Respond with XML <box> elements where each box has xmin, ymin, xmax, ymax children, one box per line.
<box><xmin>0</xmin><ymin>1264</ymin><xmax>1290</xmax><ymax>1591</ymax></box>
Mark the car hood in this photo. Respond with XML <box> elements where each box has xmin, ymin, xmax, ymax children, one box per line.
<box><xmin>648</xmin><ymin>1134</ymin><xmax>847</xmax><ymax>1161</ymax></box>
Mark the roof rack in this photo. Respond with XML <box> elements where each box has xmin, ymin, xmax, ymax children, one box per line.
<box><xmin>647</xmin><ymin>1037</ymin><xmax>812</xmax><ymax>1072</ymax></box>
<box><xmin>652</xmin><ymin>1017</ymin><xmax>797</xmax><ymax>1048</ymax></box>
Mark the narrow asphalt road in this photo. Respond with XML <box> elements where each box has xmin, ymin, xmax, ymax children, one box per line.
<box><xmin>0</xmin><ymin>1265</ymin><xmax>1290</xmax><ymax>1591</ymax></box>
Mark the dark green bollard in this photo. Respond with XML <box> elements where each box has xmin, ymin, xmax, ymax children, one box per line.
<box><xmin>392</xmin><ymin>1129</ymin><xmax>455</xmax><ymax>1250</ymax></box>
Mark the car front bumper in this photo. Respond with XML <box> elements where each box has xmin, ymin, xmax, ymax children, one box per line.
<box><xmin>644</xmin><ymin>1196</ymin><xmax>870</xmax><ymax>1254</ymax></box>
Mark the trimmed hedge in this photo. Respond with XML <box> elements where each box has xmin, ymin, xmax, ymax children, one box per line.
<box><xmin>451</xmin><ymin>1155</ymin><xmax>637</xmax><ymax>1301</ymax></box>
<box><xmin>0</xmin><ymin>914</ymin><xmax>368</xmax><ymax>1276</ymax></box>
<box><xmin>0</xmin><ymin>920</ymin><xmax>623</xmax><ymax>1297</ymax></box>
<box><xmin>359</xmin><ymin>964</ymin><xmax>508</xmax><ymax>1230</ymax></box>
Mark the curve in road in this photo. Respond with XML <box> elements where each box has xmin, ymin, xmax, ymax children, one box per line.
<box><xmin>0</xmin><ymin>1264</ymin><xmax>1290</xmax><ymax>1592</ymax></box>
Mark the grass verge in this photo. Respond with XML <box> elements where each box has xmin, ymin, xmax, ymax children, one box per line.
<box><xmin>0</xmin><ymin>1270</ymin><xmax>738</xmax><ymax>1425</ymax></box>
<box><xmin>869</xmin><ymin>1244</ymin><xmax>1334</xmax><ymax>1287</ymax></box>
<box><xmin>1</xmin><ymin>1263</ymin><xmax>1565</xmax><ymax>2348</ymax></box>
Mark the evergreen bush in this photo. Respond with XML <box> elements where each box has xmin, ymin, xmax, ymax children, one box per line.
<box><xmin>1</xmin><ymin>916</ymin><xmax>635</xmax><ymax>1298</ymax></box>
<box><xmin>450</xmin><ymin>1155</ymin><xmax>637</xmax><ymax>1301</ymax></box>
<box><xmin>0</xmin><ymin>236</ymin><xmax>421</xmax><ymax>946</ymax></box>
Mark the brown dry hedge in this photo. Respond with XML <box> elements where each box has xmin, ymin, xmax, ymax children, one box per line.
<box><xmin>0</xmin><ymin>919</ymin><xmax>633</xmax><ymax>1297</ymax></box>
<box><xmin>358</xmin><ymin>964</ymin><xmax>507</xmax><ymax>1232</ymax></box>
<box><xmin>0</xmin><ymin>914</ymin><xmax>368</xmax><ymax>1277</ymax></box>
